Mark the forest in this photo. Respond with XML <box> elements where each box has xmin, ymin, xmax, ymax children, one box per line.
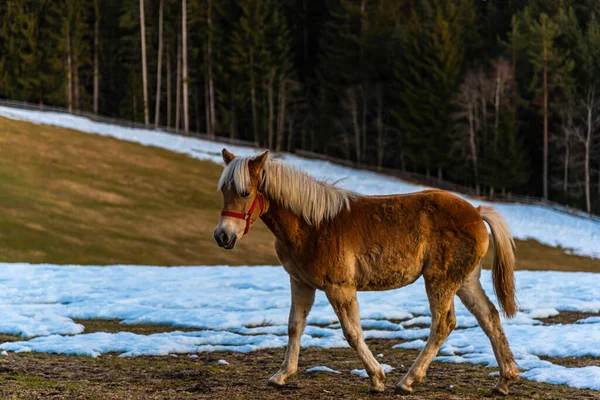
<box><xmin>1</xmin><ymin>0</ymin><xmax>599</xmax><ymax>214</ymax></box>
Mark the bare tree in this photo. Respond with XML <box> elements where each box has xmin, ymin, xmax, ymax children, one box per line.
<box><xmin>375</xmin><ymin>83</ymin><xmax>385</xmax><ymax>169</ymax></box>
<box><xmin>250</xmin><ymin>50</ymin><xmax>258</xmax><ymax>145</ymax></box>
<box><xmin>93</xmin><ymin>0</ymin><xmax>100</xmax><ymax>114</ymax></box>
<box><xmin>175</xmin><ymin>33</ymin><xmax>181</xmax><ymax>131</ymax></box>
<box><xmin>453</xmin><ymin>71</ymin><xmax>481</xmax><ymax>194</ymax></box>
<box><xmin>206</xmin><ymin>0</ymin><xmax>216</xmax><ymax>138</ymax></box>
<box><xmin>557</xmin><ymin>95</ymin><xmax>575</xmax><ymax>195</ymax></box>
<box><xmin>344</xmin><ymin>87</ymin><xmax>362</xmax><ymax>163</ymax></box>
<box><xmin>182</xmin><ymin>0</ymin><xmax>189</xmax><ymax>134</ymax></box>
<box><xmin>574</xmin><ymin>87</ymin><xmax>599</xmax><ymax>213</ymax></box>
<box><xmin>166</xmin><ymin>43</ymin><xmax>172</xmax><ymax>127</ymax></box>
<box><xmin>492</xmin><ymin>58</ymin><xmax>512</xmax><ymax>148</ymax></box>
<box><xmin>276</xmin><ymin>78</ymin><xmax>299</xmax><ymax>152</ymax></box>
<box><xmin>66</xmin><ymin>27</ymin><xmax>73</xmax><ymax>112</ymax></box>
<box><xmin>154</xmin><ymin>0</ymin><xmax>164</xmax><ymax>128</ymax></box>
<box><xmin>267</xmin><ymin>69</ymin><xmax>276</xmax><ymax>149</ymax></box>
<box><xmin>140</xmin><ymin>0</ymin><xmax>149</xmax><ymax>125</ymax></box>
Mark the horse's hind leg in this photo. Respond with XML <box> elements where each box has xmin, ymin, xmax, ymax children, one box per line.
<box><xmin>326</xmin><ymin>286</ymin><xmax>385</xmax><ymax>393</ymax></box>
<box><xmin>268</xmin><ymin>278</ymin><xmax>316</xmax><ymax>387</ymax></box>
<box><xmin>457</xmin><ymin>264</ymin><xmax>519</xmax><ymax>395</ymax></box>
<box><xmin>395</xmin><ymin>278</ymin><xmax>459</xmax><ymax>394</ymax></box>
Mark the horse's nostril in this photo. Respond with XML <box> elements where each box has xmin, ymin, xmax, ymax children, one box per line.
<box><xmin>220</xmin><ymin>231</ymin><xmax>230</xmax><ymax>245</ymax></box>
<box><xmin>214</xmin><ymin>230</ymin><xmax>225</xmax><ymax>247</ymax></box>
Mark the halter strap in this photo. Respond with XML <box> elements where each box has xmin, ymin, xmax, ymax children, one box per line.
<box><xmin>220</xmin><ymin>193</ymin><xmax>264</xmax><ymax>235</ymax></box>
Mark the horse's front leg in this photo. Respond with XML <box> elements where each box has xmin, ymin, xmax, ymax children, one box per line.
<box><xmin>326</xmin><ymin>285</ymin><xmax>386</xmax><ymax>393</ymax></box>
<box><xmin>268</xmin><ymin>277</ymin><xmax>316</xmax><ymax>387</ymax></box>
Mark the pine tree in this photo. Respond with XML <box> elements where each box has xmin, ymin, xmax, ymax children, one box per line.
<box><xmin>394</xmin><ymin>0</ymin><xmax>473</xmax><ymax>179</ymax></box>
<box><xmin>0</xmin><ymin>1</ymin><xmax>38</xmax><ymax>101</ymax></box>
<box><xmin>480</xmin><ymin>113</ymin><xmax>530</xmax><ymax>195</ymax></box>
<box><xmin>522</xmin><ymin>7</ymin><xmax>575</xmax><ymax>199</ymax></box>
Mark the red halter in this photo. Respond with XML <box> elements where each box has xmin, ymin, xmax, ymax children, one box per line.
<box><xmin>220</xmin><ymin>193</ymin><xmax>264</xmax><ymax>235</ymax></box>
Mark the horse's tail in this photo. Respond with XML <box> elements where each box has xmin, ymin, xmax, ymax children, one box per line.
<box><xmin>478</xmin><ymin>205</ymin><xmax>518</xmax><ymax>318</ymax></box>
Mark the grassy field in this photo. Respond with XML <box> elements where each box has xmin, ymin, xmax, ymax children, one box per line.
<box><xmin>1</xmin><ymin>116</ymin><xmax>599</xmax><ymax>271</ymax></box>
<box><xmin>0</xmin><ymin>116</ymin><xmax>277</xmax><ymax>266</ymax></box>
<box><xmin>0</xmin><ymin>117</ymin><xmax>598</xmax><ymax>399</ymax></box>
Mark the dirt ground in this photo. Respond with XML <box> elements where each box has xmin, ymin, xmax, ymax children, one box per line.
<box><xmin>0</xmin><ymin>315</ymin><xmax>596</xmax><ymax>400</ymax></box>
<box><xmin>0</xmin><ymin>340</ymin><xmax>597</xmax><ymax>400</ymax></box>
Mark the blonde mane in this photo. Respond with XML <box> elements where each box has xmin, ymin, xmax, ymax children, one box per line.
<box><xmin>218</xmin><ymin>157</ymin><xmax>355</xmax><ymax>225</ymax></box>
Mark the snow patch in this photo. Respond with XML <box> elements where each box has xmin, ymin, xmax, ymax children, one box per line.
<box><xmin>306</xmin><ymin>366</ymin><xmax>341</xmax><ymax>374</ymax></box>
<box><xmin>351</xmin><ymin>364</ymin><xmax>395</xmax><ymax>378</ymax></box>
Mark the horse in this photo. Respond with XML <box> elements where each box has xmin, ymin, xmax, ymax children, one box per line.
<box><xmin>213</xmin><ymin>149</ymin><xmax>519</xmax><ymax>395</ymax></box>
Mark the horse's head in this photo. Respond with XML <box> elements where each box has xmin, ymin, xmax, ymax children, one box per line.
<box><xmin>213</xmin><ymin>148</ymin><xmax>269</xmax><ymax>250</ymax></box>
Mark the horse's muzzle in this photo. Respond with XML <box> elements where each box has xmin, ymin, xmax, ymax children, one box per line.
<box><xmin>214</xmin><ymin>229</ymin><xmax>237</xmax><ymax>250</ymax></box>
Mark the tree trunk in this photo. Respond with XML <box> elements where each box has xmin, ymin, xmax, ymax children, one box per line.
<box><xmin>348</xmin><ymin>89</ymin><xmax>361</xmax><ymax>163</ymax></box>
<box><xmin>195</xmin><ymin>87</ymin><xmax>201</xmax><ymax>132</ymax></box>
<box><xmin>361</xmin><ymin>84</ymin><xmax>367</xmax><ymax>163</ymax></box>
<box><xmin>250</xmin><ymin>51</ymin><xmax>258</xmax><ymax>146</ymax></box>
<box><xmin>182</xmin><ymin>0</ymin><xmax>189</xmax><ymax>134</ymax></box>
<box><xmin>563</xmin><ymin>102</ymin><xmax>571</xmax><ymax>195</ymax></box>
<box><xmin>494</xmin><ymin>68</ymin><xmax>501</xmax><ymax>149</ymax></box>
<box><xmin>132</xmin><ymin>84</ymin><xmax>137</xmax><ymax>121</ymax></box>
<box><xmin>230</xmin><ymin>105</ymin><xmax>236</xmax><ymax>139</ymax></box>
<box><xmin>286</xmin><ymin>112</ymin><xmax>296</xmax><ymax>153</ymax></box>
<box><xmin>563</xmin><ymin>131</ymin><xmax>569</xmax><ymax>195</ymax></box>
<box><xmin>511</xmin><ymin>18</ymin><xmax>518</xmax><ymax>122</ymax></box>
<box><xmin>154</xmin><ymin>0</ymin><xmax>164</xmax><ymax>128</ymax></box>
<box><xmin>66</xmin><ymin>28</ymin><xmax>73</xmax><ymax>112</ymax></box>
<box><xmin>73</xmin><ymin>54</ymin><xmax>80</xmax><ymax>110</ymax></box>
<box><xmin>276</xmin><ymin>77</ymin><xmax>288</xmax><ymax>152</ymax></box>
<box><xmin>375</xmin><ymin>83</ymin><xmax>384</xmax><ymax>169</ymax></box>
<box><xmin>166</xmin><ymin>44</ymin><xmax>172</xmax><ymax>128</ymax></box>
<box><xmin>585</xmin><ymin>89</ymin><xmax>593</xmax><ymax>213</ymax></box>
<box><xmin>175</xmin><ymin>33</ymin><xmax>181</xmax><ymax>131</ymax></box>
<box><xmin>207</xmin><ymin>0</ymin><xmax>216</xmax><ymax>138</ymax></box>
<box><xmin>480</xmin><ymin>72</ymin><xmax>488</xmax><ymax>147</ymax></box>
<box><xmin>140</xmin><ymin>0</ymin><xmax>149</xmax><ymax>126</ymax></box>
<box><xmin>542</xmin><ymin>54</ymin><xmax>549</xmax><ymax>200</ymax></box>
<box><xmin>267</xmin><ymin>69</ymin><xmax>275</xmax><ymax>149</ymax></box>
<box><xmin>93</xmin><ymin>0</ymin><xmax>100</xmax><ymax>114</ymax></box>
<box><xmin>468</xmin><ymin>100</ymin><xmax>479</xmax><ymax>194</ymax></box>
<box><xmin>205</xmin><ymin>73</ymin><xmax>211</xmax><ymax>135</ymax></box>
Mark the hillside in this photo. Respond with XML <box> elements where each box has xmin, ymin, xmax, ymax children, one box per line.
<box><xmin>0</xmin><ymin>116</ymin><xmax>278</xmax><ymax>266</ymax></box>
<box><xmin>0</xmin><ymin>112</ymin><xmax>599</xmax><ymax>271</ymax></box>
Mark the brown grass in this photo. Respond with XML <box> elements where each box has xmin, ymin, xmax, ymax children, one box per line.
<box><xmin>0</xmin><ymin>116</ymin><xmax>278</xmax><ymax>266</ymax></box>
<box><xmin>1</xmin><ymin>116</ymin><xmax>599</xmax><ymax>273</ymax></box>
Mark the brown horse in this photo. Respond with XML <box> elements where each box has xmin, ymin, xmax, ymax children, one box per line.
<box><xmin>213</xmin><ymin>149</ymin><xmax>519</xmax><ymax>395</ymax></box>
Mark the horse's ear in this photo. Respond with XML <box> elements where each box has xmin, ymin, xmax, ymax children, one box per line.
<box><xmin>222</xmin><ymin>148</ymin><xmax>235</xmax><ymax>165</ymax></box>
<box><xmin>249</xmin><ymin>150</ymin><xmax>269</xmax><ymax>174</ymax></box>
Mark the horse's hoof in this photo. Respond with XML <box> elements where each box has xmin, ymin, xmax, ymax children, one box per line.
<box><xmin>394</xmin><ymin>382</ymin><xmax>413</xmax><ymax>395</ymax></box>
<box><xmin>268</xmin><ymin>375</ymin><xmax>286</xmax><ymax>387</ymax></box>
<box><xmin>492</xmin><ymin>384</ymin><xmax>509</xmax><ymax>396</ymax></box>
<box><xmin>369</xmin><ymin>382</ymin><xmax>386</xmax><ymax>393</ymax></box>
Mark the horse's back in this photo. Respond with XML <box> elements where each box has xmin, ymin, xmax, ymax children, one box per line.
<box><xmin>333</xmin><ymin>190</ymin><xmax>489</xmax><ymax>291</ymax></box>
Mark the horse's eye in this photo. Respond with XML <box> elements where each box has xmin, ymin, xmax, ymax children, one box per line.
<box><xmin>241</xmin><ymin>191</ymin><xmax>250</xmax><ymax>198</ymax></box>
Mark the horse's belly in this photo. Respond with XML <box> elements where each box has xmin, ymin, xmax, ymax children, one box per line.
<box><xmin>354</xmin><ymin>254</ymin><xmax>423</xmax><ymax>291</ymax></box>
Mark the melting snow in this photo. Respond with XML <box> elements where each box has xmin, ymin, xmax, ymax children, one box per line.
<box><xmin>0</xmin><ymin>265</ymin><xmax>594</xmax><ymax>390</ymax></box>
<box><xmin>351</xmin><ymin>364</ymin><xmax>395</xmax><ymax>377</ymax></box>
<box><xmin>306</xmin><ymin>366</ymin><xmax>341</xmax><ymax>374</ymax></box>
